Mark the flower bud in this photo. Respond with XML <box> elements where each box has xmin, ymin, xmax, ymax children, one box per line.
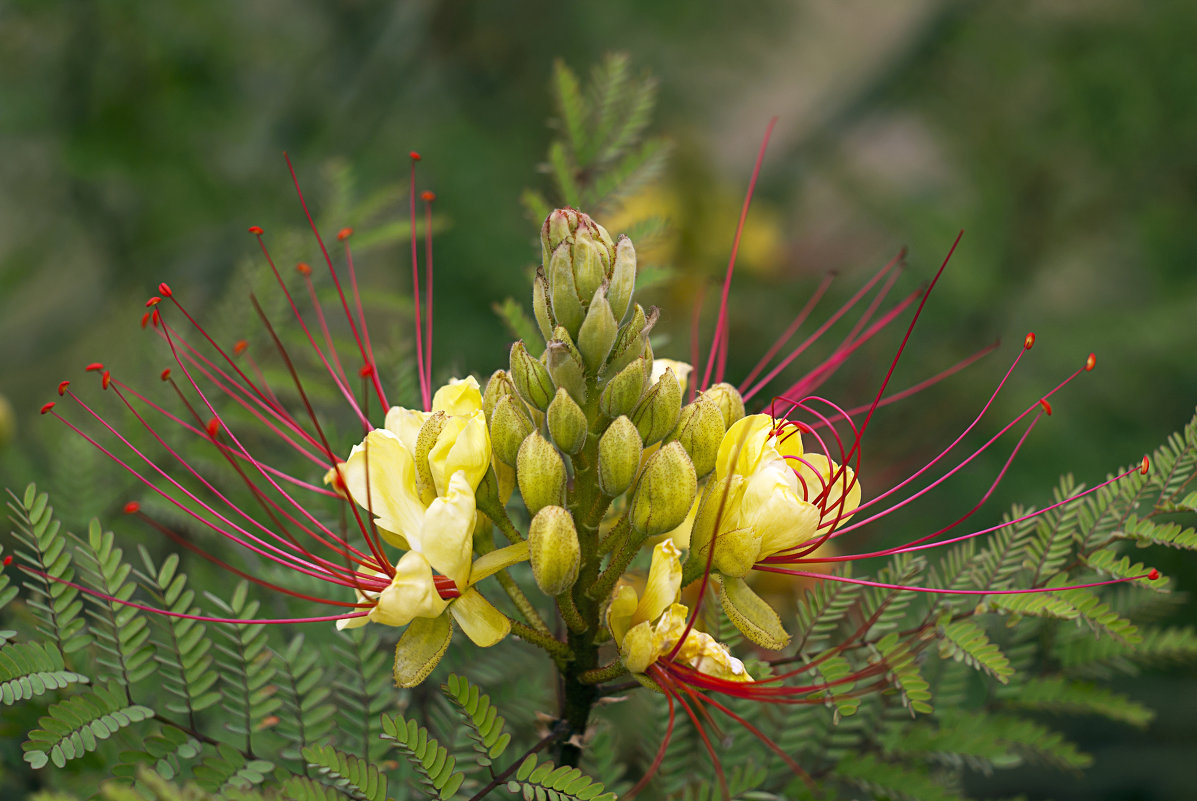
<box><xmin>483</xmin><ymin>369</ymin><xmax>522</xmax><ymax>426</ymax></box>
<box><xmin>598</xmin><ymin>415</ymin><xmax>643</xmax><ymax>497</ymax></box>
<box><xmin>517</xmin><ymin>431</ymin><xmax>566</xmax><ymax>516</ymax></box>
<box><xmin>548</xmin><ymin>242</ymin><xmax>585</xmax><ymax>336</ymax></box>
<box><xmin>509</xmin><ymin>341</ymin><xmax>555</xmax><ymax>411</ymax></box>
<box><xmin>572</xmin><ymin>233</ymin><xmax>605</xmax><ymax>301</ymax></box>
<box><xmin>608</xmin><ymin>235</ymin><xmax>636</xmax><ymax>323</ymax></box>
<box><xmin>542</xmin><ymin>208</ymin><xmax>579</xmax><ymax>258</ymax></box>
<box><xmin>599</xmin><ymin>356</ymin><xmax>649</xmax><ymax>419</ymax></box>
<box><xmin>532</xmin><ymin>269</ymin><xmax>554</xmax><ymax>343</ymax></box>
<box><xmin>546</xmin><ymin>327</ymin><xmax>587</xmax><ymax>403</ymax></box>
<box><xmin>576</xmin><ymin>287</ymin><xmax>618</xmax><ymax>372</ymax></box>
<box><xmin>547</xmin><ymin>387</ymin><xmax>588</xmax><ymax>455</ymax></box>
<box><xmin>630</xmin><ymin>442</ymin><xmax>697</xmax><ymax>537</ymax></box>
<box><xmin>631</xmin><ymin>366</ymin><xmax>683</xmax><ymax>447</ymax></box>
<box><xmin>664</xmin><ymin>398</ymin><xmax>725</xmax><ymax>479</ymax></box>
<box><xmin>605</xmin><ymin>304</ymin><xmax>658</xmax><ymax>377</ymax></box>
<box><xmin>688</xmin><ymin>477</ymin><xmax>758</xmax><ymax>578</ymax></box>
<box><xmin>491</xmin><ymin>395</ymin><xmax>534</xmax><ymax>466</ymax></box>
<box><xmin>701</xmin><ymin>383</ymin><xmax>746</xmax><ymax>429</ymax></box>
<box><xmin>528</xmin><ymin>506</ymin><xmax>581</xmax><ymax>596</ymax></box>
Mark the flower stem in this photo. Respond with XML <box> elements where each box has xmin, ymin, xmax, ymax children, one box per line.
<box><xmin>586</xmin><ymin>527</ymin><xmax>642</xmax><ymax>602</ymax></box>
<box><xmin>509</xmin><ymin>619</ymin><xmax>571</xmax><ymax>662</ymax></box>
<box><xmin>498</xmin><ymin>571</ymin><xmax>553</xmax><ymax>636</ymax></box>
<box><xmin>578</xmin><ymin>660</ymin><xmax>628</xmax><ymax>685</ymax></box>
<box><xmin>557</xmin><ymin>590</ymin><xmax>588</xmax><ymax>633</ymax></box>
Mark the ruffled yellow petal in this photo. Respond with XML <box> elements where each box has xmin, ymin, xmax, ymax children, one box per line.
<box><xmin>633</xmin><ymin>540</ymin><xmax>683</xmax><ymax>627</ymax></box>
<box><xmin>372</xmin><ymin>551</ymin><xmax>450</xmax><ymax>627</ymax></box>
<box><xmin>384</xmin><ymin>407</ymin><xmax>430</xmax><ymax>455</ymax></box>
<box><xmin>795</xmin><ymin>453</ymin><xmax>862</xmax><ymax>525</ymax></box>
<box><xmin>418</xmin><ymin>471</ymin><xmax>476</xmax><ymax>586</ymax></box>
<box><xmin>431</xmin><ymin>376</ymin><xmax>483</xmax><ymax>416</ymax></box>
<box><xmin>340</xmin><ymin>429</ymin><xmax>424</xmax><ymax>548</ymax></box>
<box><xmin>606</xmin><ymin>583</ymin><xmax>640</xmax><ymax>645</ymax></box>
<box><xmin>428</xmin><ymin>410</ymin><xmax>491</xmax><ymax>496</ymax></box>
<box><xmin>448</xmin><ymin>587</ymin><xmax>510</xmax><ymax>647</ymax></box>
<box><xmin>621</xmin><ymin>620</ymin><xmax>657</xmax><ymax>674</ymax></box>
<box><xmin>469</xmin><ymin>541</ymin><xmax>530</xmax><ymax>585</ymax></box>
<box><xmin>651</xmin><ymin>359</ymin><xmax>693</xmax><ymax>395</ymax></box>
<box><xmin>716</xmin><ymin>414</ymin><xmax>773</xmax><ymax>480</ymax></box>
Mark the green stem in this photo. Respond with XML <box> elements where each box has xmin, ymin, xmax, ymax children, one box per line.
<box><xmin>509</xmin><ymin>619</ymin><xmax>571</xmax><ymax>662</ymax></box>
<box><xmin>597</xmin><ymin>513</ymin><xmax>628</xmax><ymax>555</ymax></box>
<box><xmin>481</xmin><ymin>500</ymin><xmax>526</xmax><ymax>544</ymax></box>
<box><xmin>578</xmin><ymin>660</ymin><xmax>628</xmax><ymax>685</ymax></box>
<box><xmin>557</xmin><ymin>590</ymin><xmax>588</xmax><ymax>633</ymax></box>
<box><xmin>498</xmin><ymin>571</ymin><xmax>552</xmax><ymax>635</ymax></box>
<box><xmin>586</xmin><ymin>528</ymin><xmax>642</xmax><ymax>601</ymax></box>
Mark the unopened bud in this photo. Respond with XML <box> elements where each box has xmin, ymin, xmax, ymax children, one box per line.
<box><xmin>483</xmin><ymin>370</ymin><xmax>522</xmax><ymax>426</ymax></box>
<box><xmin>528</xmin><ymin>506</ymin><xmax>581</xmax><ymax>596</ymax></box>
<box><xmin>548</xmin><ymin>242</ymin><xmax>584</xmax><ymax>335</ymax></box>
<box><xmin>629</xmin><ymin>442</ymin><xmax>697</xmax><ymax>537</ymax></box>
<box><xmin>577</xmin><ymin>287</ymin><xmax>618</xmax><ymax>372</ymax></box>
<box><xmin>547</xmin><ymin>387</ymin><xmax>587</xmax><ymax>455</ymax></box>
<box><xmin>631</xmin><ymin>366</ymin><xmax>683</xmax><ymax>447</ymax></box>
<box><xmin>665</xmin><ymin>398</ymin><xmax>725</xmax><ymax>478</ymax></box>
<box><xmin>532</xmin><ymin>269</ymin><xmax>554</xmax><ymax>342</ymax></box>
<box><xmin>572</xmin><ymin>234</ymin><xmax>605</xmax><ymax>301</ymax></box>
<box><xmin>608</xmin><ymin>235</ymin><xmax>636</xmax><ymax>323</ymax></box>
<box><xmin>605</xmin><ymin>304</ymin><xmax>658</xmax><ymax>377</ymax></box>
<box><xmin>546</xmin><ymin>327</ymin><xmax>587</xmax><ymax>403</ymax></box>
<box><xmin>510</xmin><ymin>341</ymin><xmax>555</xmax><ymax>411</ymax></box>
<box><xmin>599</xmin><ymin>356</ymin><xmax>649</xmax><ymax>419</ymax></box>
<box><xmin>491</xmin><ymin>395</ymin><xmax>534</xmax><ymax>466</ymax></box>
<box><xmin>701</xmin><ymin>383</ymin><xmax>746</xmax><ymax>428</ymax></box>
<box><xmin>542</xmin><ymin>208</ymin><xmax>579</xmax><ymax>260</ymax></box>
<box><xmin>598</xmin><ymin>415</ymin><xmax>643</xmax><ymax>497</ymax></box>
<box><xmin>517</xmin><ymin>431</ymin><xmax>566</xmax><ymax>516</ymax></box>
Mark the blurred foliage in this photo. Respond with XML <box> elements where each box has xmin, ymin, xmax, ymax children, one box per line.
<box><xmin>1</xmin><ymin>1</ymin><xmax>1194</xmax><ymax>799</ymax></box>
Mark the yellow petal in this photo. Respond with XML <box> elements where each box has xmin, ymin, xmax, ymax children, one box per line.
<box><xmin>393</xmin><ymin>613</ymin><xmax>453</xmax><ymax>687</ymax></box>
<box><xmin>621</xmin><ymin>620</ymin><xmax>657</xmax><ymax>674</ymax></box>
<box><xmin>340</xmin><ymin>429</ymin><xmax>425</xmax><ymax>546</ymax></box>
<box><xmin>429</xmin><ymin>410</ymin><xmax>491</xmax><ymax>496</ymax></box>
<box><xmin>419</xmin><ymin>471</ymin><xmax>477</xmax><ymax>585</ymax></box>
<box><xmin>431</xmin><ymin>376</ymin><xmax>483</xmax><ymax>416</ymax></box>
<box><xmin>743</xmin><ymin>465</ymin><xmax>819</xmax><ymax>558</ymax></box>
<box><xmin>716</xmin><ymin>414</ymin><xmax>773</xmax><ymax>479</ymax></box>
<box><xmin>650</xmin><ymin>359</ymin><xmax>693</xmax><ymax>395</ymax></box>
<box><xmin>449</xmin><ymin>587</ymin><xmax>510</xmax><ymax>646</ymax></box>
<box><xmin>372</xmin><ymin>551</ymin><xmax>449</xmax><ymax>626</ymax></box>
<box><xmin>795</xmin><ymin>454</ymin><xmax>862</xmax><ymax>526</ymax></box>
<box><xmin>469</xmin><ymin>541</ymin><xmax>530</xmax><ymax>584</ymax></box>
<box><xmin>384</xmin><ymin>407</ymin><xmax>430</xmax><ymax>455</ymax></box>
<box><xmin>675</xmin><ymin>631</ymin><xmax>752</xmax><ymax>682</ymax></box>
<box><xmin>633</xmin><ymin>540</ymin><xmax>683</xmax><ymax>627</ymax></box>
<box><xmin>606</xmin><ymin>583</ymin><xmax>640</xmax><ymax>646</ymax></box>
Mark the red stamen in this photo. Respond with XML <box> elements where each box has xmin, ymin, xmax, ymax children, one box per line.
<box><xmin>1148</xmin><ymin>568</ymin><xmax>1160</xmax><ymax>580</ymax></box>
<box><xmin>86</xmin><ymin>362</ymin><xmax>104</xmax><ymax>372</ymax></box>
<box><xmin>206</xmin><ymin>418</ymin><xmax>221</xmax><ymax>438</ymax></box>
<box><xmin>160</xmin><ymin>368</ymin><xmax>171</xmax><ymax>381</ymax></box>
<box><xmin>151</xmin><ymin>309</ymin><xmax>160</xmax><ymax>327</ymax></box>
<box><xmin>1039</xmin><ymin>398</ymin><xmax>1052</xmax><ymax>415</ymax></box>
<box><xmin>433</xmin><ymin>575</ymin><xmax>461</xmax><ymax>600</ymax></box>
<box><xmin>1141</xmin><ymin>456</ymin><xmax>1150</xmax><ymax>475</ymax></box>
<box><xmin>57</xmin><ymin>381</ymin><xmax>70</xmax><ymax>396</ymax></box>
<box><xmin>1024</xmin><ymin>332</ymin><xmax>1035</xmax><ymax>350</ymax></box>
<box><xmin>146</xmin><ymin>296</ymin><xmax>161</xmax><ymax>307</ymax></box>
<box><xmin>141</xmin><ymin>312</ymin><xmax>151</xmax><ymax>328</ymax></box>
<box><xmin>359</xmin><ymin>364</ymin><xmax>374</xmax><ymax>378</ymax></box>
<box><xmin>421</xmin><ymin>191</ymin><xmax>436</xmax><ymax>202</ymax></box>
<box><xmin>123</xmin><ymin>501</ymin><xmax>140</xmax><ymax>514</ymax></box>
<box><xmin>410</xmin><ymin>151</ymin><xmax>421</xmax><ymax>161</ymax></box>
<box><xmin>234</xmin><ymin>339</ymin><xmax>249</xmax><ymax>355</ymax></box>
<box><xmin>158</xmin><ymin>283</ymin><xmax>173</xmax><ymax>297</ymax></box>
<box><xmin>2</xmin><ymin>555</ymin><xmax>12</xmax><ymax>566</ymax></box>
<box><xmin>40</xmin><ymin>402</ymin><xmax>55</xmax><ymax>414</ymax></box>
<box><xmin>337</xmin><ymin>227</ymin><xmax>353</xmax><ymax>241</ymax></box>
<box><xmin>296</xmin><ymin>262</ymin><xmax>311</xmax><ymax>275</ymax></box>
<box><xmin>101</xmin><ymin>370</ymin><xmax>111</xmax><ymax>390</ymax></box>
<box><xmin>248</xmin><ymin>225</ymin><xmax>264</xmax><ymax>235</ymax></box>
<box><xmin>1085</xmin><ymin>352</ymin><xmax>1096</xmax><ymax>371</ymax></box>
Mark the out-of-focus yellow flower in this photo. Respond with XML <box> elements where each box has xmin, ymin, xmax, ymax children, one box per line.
<box><xmin>607</xmin><ymin>540</ymin><xmax>750</xmax><ymax>681</ymax></box>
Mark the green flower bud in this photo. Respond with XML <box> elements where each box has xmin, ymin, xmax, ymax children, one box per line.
<box><xmin>664</xmin><ymin>398</ymin><xmax>725</xmax><ymax>479</ymax></box>
<box><xmin>491</xmin><ymin>395</ymin><xmax>534</xmax><ymax>466</ymax></box>
<box><xmin>629</xmin><ymin>442</ymin><xmax>697</xmax><ymax>537</ymax></box>
<box><xmin>605</xmin><ymin>304</ymin><xmax>659</xmax><ymax>377</ymax></box>
<box><xmin>598</xmin><ymin>415</ymin><xmax>643</xmax><ymax>497</ymax></box>
<box><xmin>688</xmin><ymin>477</ymin><xmax>757</xmax><ymax>579</ymax></box>
<box><xmin>414</xmin><ymin>411</ymin><xmax>447</xmax><ymax>505</ymax></box>
<box><xmin>528</xmin><ymin>506</ymin><xmax>581</xmax><ymax>596</ymax></box>
<box><xmin>547</xmin><ymin>387</ymin><xmax>587</xmax><ymax>455</ymax></box>
<box><xmin>701</xmin><ymin>382</ymin><xmax>746</xmax><ymax>429</ymax></box>
<box><xmin>483</xmin><ymin>370</ymin><xmax>522</xmax><ymax>426</ymax></box>
<box><xmin>577</xmin><ymin>286</ymin><xmax>618</xmax><ymax>372</ymax></box>
<box><xmin>542</xmin><ymin>208</ymin><xmax>579</xmax><ymax>262</ymax></box>
<box><xmin>546</xmin><ymin>327</ymin><xmax>587</xmax><ymax>403</ymax></box>
<box><xmin>599</xmin><ymin>356</ymin><xmax>649</xmax><ymax>419</ymax></box>
<box><xmin>509</xmin><ymin>341</ymin><xmax>555</xmax><ymax>411</ymax></box>
<box><xmin>608</xmin><ymin>235</ymin><xmax>636</xmax><ymax>323</ymax></box>
<box><xmin>631</xmin><ymin>366</ymin><xmax>683</xmax><ymax>447</ymax></box>
<box><xmin>572</xmin><ymin>234</ymin><xmax>605</xmax><ymax>301</ymax></box>
<box><xmin>548</xmin><ymin>242</ymin><xmax>585</xmax><ymax>336</ymax></box>
<box><xmin>532</xmin><ymin>269</ymin><xmax>554</xmax><ymax>343</ymax></box>
<box><xmin>517</xmin><ymin>431</ymin><xmax>566</xmax><ymax>516</ymax></box>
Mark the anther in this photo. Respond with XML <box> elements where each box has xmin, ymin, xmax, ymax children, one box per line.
<box><xmin>1141</xmin><ymin>456</ymin><xmax>1150</xmax><ymax>475</ymax></box>
<box><xmin>160</xmin><ymin>368</ymin><xmax>171</xmax><ymax>381</ymax></box>
<box><xmin>233</xmin><ymin>339</ymin><xmax>249</xmax><ymax>355</ymax></box>
<box><xmin>410</xmin><ymin>151</ymin><xmax>421</xmax><ymax>161</ymax></box>
<box><xmin>248</xmin><ymin>225</ymin><xmax>264</xmax><ymax>235</ymax></box>
<box><xmin>158</xmin><ymin>282</ymin><xmax>173</xmax><ymax>297</ymax></box>
<box><xmin>206</xmin><ymin>418</ymin><xmax>221</xmax><ymax>438</ymax></box>
<box><xmin>57</xmin><ymin>381</ymin><xmax>70</xmax><ymax>396</ymax></box>
<box><xmin>1085</xmin><ymin>353</ymin><xmax>1096</xmax><ymax>372</ymax></box>
<box><xmin>40</xmin><ymin>402</ymin><xmax>55</xmax><ymax>414</ymax></box>
<box><xmin>140</xmin><ymin>312</ymin><xmax>151</xmax><ymax>329</ymax></box>
<box><xmin>421</xmin><ymin>191</ymin><xmax>436</xmax><ymax>202</ymax></box>
<box><xmin>151</xmin><ymin>309</ymin><xmax>160</xmax><ymax>327</ymax></box>
<box><xmin>146</xmin><ymin>296</ymin><xmax>161</xmax><ymax>307</ymax></box>
<box><xmin>1039</xmin><ymin>399</ymin><xmax>1052</xmax><ymax>415</ymax></box>
<box><xmin>337</xmin><ymin>227</ymin><xmax>353</xmax><ymax>241</ymax></box>
<box><xmin>86</xmin><ymin>362</ymin><xmax>104</xmax><ymax>372</ymax></box>
<box><xmin>1024</xmin><ymin>332</ymin><xmax>1035</xmax><ymax>350</ymax></box>
<box><xmin>123</xmin><ymin>501</ymin><xmax>140</xmax><ymax>514</ymax></box>
<box><xmin>2</xmin><ymin>555</ymin><xmax>12</xmax><ymax>566</ymax></box>
<box><xmin>296</xmin><ymin>262</ymin><xmax>311</xmax><ymax>275</ymax></box>
<box><xmin>101</xmin><ymin>370</ymin><xmax>111</xmax><ymax>390</ymax></box>
<box><xmin>1148</xmin><ymin>568</ymin><xmax>1160</xmax><ymax>581</ymax></box>
<box><xmin>359</xmin><ymin>364</ymin><xmax>375</xmax><ymax>378</ymax></box>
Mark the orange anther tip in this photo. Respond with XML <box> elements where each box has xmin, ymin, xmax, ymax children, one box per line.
<box><xmin>337</xmin><ymin>227</ymin><xmax>353</xmax><ymax>241</ymax></box>
<box><xmin>233</xmin><ymin>339</ymin><xmax>248</xmax><ymax>355</ymax></box>
<box><xmin>57</xmin><ymin>381</ymin><xmax>70</xmax><ymax>396</ymax></box>
<box><xmin>158</xmin><ymin>282</ymin><xmax>172</xmax><ymax>297</ymax></box>
<box><xmin>1085</xmin><ymin>353</ymin><xmax>1096</xmax><ymax>371</ymax></box>
<box><xmin>1039</xmin><ymin>398</ymin><xmax>1053</xmax><ymax>415</ymax></box>
<box><xmin>160</xmin><ymin>368</ymin><xmax>172</xmax><ymax>381</ymax></box>
<box><xmin>421</xmin><ymin>191</ymin><xmax>436</xmax><ymax>202</ymax></box>
<box><xmin>1148</xmin><ymin>568</ymin><xmax>1160</xmax><ymax>581</ymax></box>
<box><xmin>123</xmin><ymin>501</ymin><xmax>140</xmax><ymax>515</ymax></box>
<box><xmin>101</xmin><ymin>370</ymin><xmax>111</xmax><ymax>390</ymax></box>
<box><xmin>1141</xmin><ymin>456</ymin><xmax>1150</xmax><ymax>475</ymax></box>
<box><xmin>146</xmin><ymin>296</ymin><xmax>161</xmax><ymax>307</ymax></box>
<box><xmin>206</xmin><ymin>418</ymin><xmax>221</xmax><ymax>438</ymax></box>
<box><xmin>410</xmin><ymin>151</ymin><xmax>421</xmax><ymax>161</ymax></box>
<box><xmin>2</xmin><ymin>555</ymin><xmax>12</xmax><ymax>566</ymax></box>
<box><xmin>296</xmin><ymin>262</ymin><xmax>311</xmax><ymax>275</ymax></box>
<box><xmin>359</xmin><ymin>364</ymin><xmax>375</xmax><ymax>378</ymax></box>
<box><xmin>1024</xmin><ymin>332</ymin><xmax>1036</xmax><ymax>350</ymax></box>
<box><xmin>85</xmin><ymin>362</ymin><xmax>104</xmax><ymax>372</ymax></box>
<box><xmin>248</xmin><ymin>225</ymin><xmax>264</xmax><ymax>235</ymax></box>
<box><xmin>40</xmin><ymin>402</ymin><xmax>55</xmax><ymax>414</ymax></box>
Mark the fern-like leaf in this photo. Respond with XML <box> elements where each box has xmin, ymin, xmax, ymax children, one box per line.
<box><xmin>380</xmin><ymin>711</ymin><xmax>465</xmax><ymax>800</ymax></box>
<box><xmin>998</xmin><ymin>676</ymin><xmax>1154</xmax><ymax>727</ymax></box>
<box><xmin>936</xmin><ymin>618</ymin><xmax>1014</xmax><ymax>684</ymax></box>
<box><xmin>509</xmin><ymin>753</ymin><xmax>617</xmax><ymax>801</ymax></box>
<box><xmin>302</xmin><ymin>743</ymin><xmax>388</xmax><ymax>801</ymax></box>
<box><xmin>442</xmin><ymin>673</ymin><xmax>512</xmax><ymax>766</ymax></box>
<box><xmin>22</xmin><ymin>679</ymin><xmax>153</xmax><ymax>769</ymax></box>
<box><xmin>0</xmin><ymin>640</ymin><xmax>89</xmax><ymax>704</ymax></box>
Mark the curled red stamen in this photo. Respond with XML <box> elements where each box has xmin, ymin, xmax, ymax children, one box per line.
<box><xmin>337</xmin><ymin>227</ymin><xmax>353</xmax><ymax>241</ymax></box>
<box><xmin>160</xmin><ymin>368</ymin><xmax>171</xmax><ymax>381</ymax></box>
<box><xmin>1085</xmin><ymin>352</ymin><xmax>1096</xmax><ymax>371</ymax></box>
<box><xmin>433</xmin><ymin>575</ymin><xmax>460</xmax><ymax>600</ymax></box>
<box><xmin>234</xmin><ymin>339</ymin><xmax>249</xmax><ymax>355</ymax></box>
<box><xmin>1039</xmin><ymin>398</ymin><xmax>1052</xmax><ymax>415</ymax></box>
<box><xmin>206</xmin><ymin>418</ymin><xmax>221</xmax><ymax>438</ymax></box>
<box><xmin>296</xmin><ymin>262</ymin><xmax>311</xmax><ymax>275</ymax></box>
<box><xmin>1148</xmin><ymin>568</ymin><xmax>1160</xmax><ymax>580</ymax></box>
<box><xmin>40</xmin><ymin>402</ymin><xmax>55</xmax><ymax>414</ymax></box>
<box><xmin>1024</xmin><ymin>332</ymin><xmax>1035</xmax><ymax>350</ymax></box>
<box><xmin>248</xmin><ymin>225</ymin><xmax>264</xmax><ymax>235</ymax></box>
<box><xmin>1141</xmin><ymin>456</ymin><xmax>1150</xmax><ymax>475</ymax></box>
<box><xmin>86</xmin><ymin>362</ymin><xmax>104</xmax><ymax>372</ymax></box>
<box><xmin>158</xmin><ymin>282</ymin><xmax>173</xmax><ymax>297</ymax></box>
<box><xmin>57</xmin><ymin>381</ymin><xmax>70</xmax><ymax>396</ymax></box>
<box><xmin>123</xmin><ymin>501</ymin><xmax>140</xmax><ymax>514</ymax></box>
<box><xmin>101</xmin><ymin>370</ymin><xmax>111</xmax><ymax>390</ymax></box>
<box><xmin>421</xmin><ymin>191</ymin><xmax>436</xmax><ymax>202</ymax></box>
<box><xmin>146</xmin><ymin>296</ymin><xmax>161</xmax><ymax>308</ymax></box>
<box><xmin>410</xmin><ymin>151</ymin><xmax>421</xmax><ymax>161</ymax></box>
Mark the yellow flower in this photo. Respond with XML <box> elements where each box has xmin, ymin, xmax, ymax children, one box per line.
<box><xmin>651</xmin><ymin>358</ymin><xmax>693</xmax><ymax>396</ymax></box>
<box><xmin>607</xmin><ymin>540</ymin><xmax>750</xmax><ymax>682</ymax></box>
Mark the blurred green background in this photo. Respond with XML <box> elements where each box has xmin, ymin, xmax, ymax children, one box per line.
<box><xmin>1</xmin><ymin>1</ymin><xmax>1194</xmax><ymax>798</ymax></box>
